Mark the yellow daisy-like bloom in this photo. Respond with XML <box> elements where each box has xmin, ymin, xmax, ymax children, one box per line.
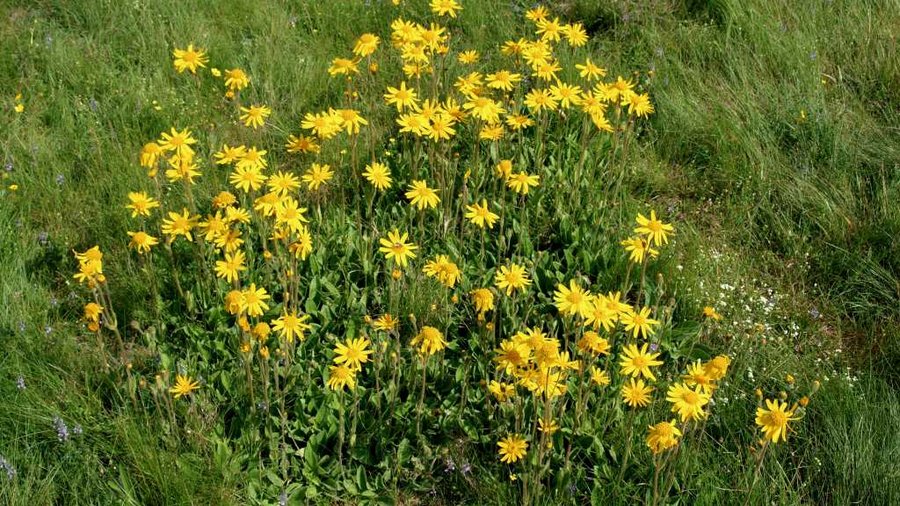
<box><xmin>164</xmin><ymin>154</ymin><xmax>202</xmax><ymax>184</ymax></box>
<box><xmin>172</xmin><ymin>44</ymin><xmax>207</xmax><ymax>74</ymax></box>
<box><xmin>525</xmin><ymin>6</ymin><xmax>549</xmax><ymax>23</ymax></box>
<box><xmin>497</xmin><ymin>434</ymin><xmax>528</xmax><ymax>464</ymax></box>
<box><xmin>756</xmin><ymin>399</ymin><xmax>799</xmax><ymax>444</ymax></box>
<box><xmin>405</xmin><ymin>180</ymin><xmax>440</xmax><ymax>210</ymax></box>
<box><xmin>169</xmin><ymin>374</ymin><xmax>200</xmax><ymax>398</ymax></box>
<box><xmin>550</xmin><ymin>82</ymin><xmax>583</xmax><ymax>109</ymax></box>
<box><xmin>289</xmin><ymin>226</ymin><xmax>313</xmax><ymax>260</ymax></box>
<box><xmin>353</xmin><ymin>33</ymin><xmax>380</xmax><ymax>57</ymax></box>
<box><xmin>486</xmin><ymin>70</ymin><xmax>522</xmax><ymax>92</ymax></box>
<box><xmin>274</xmin><ymin>196</ymin><xmax>309</xmax><ymax>234</ymax></box>
<box><xmin>704</xmin><ymin>355</ymin><xmax>731</xmax><ymax>380</ymax></box>
<box><xmin>471</xmin><ymin>288</ymin><xmax>495</xmax><ymax>315</ymax></box>
<box><xmin>584</xmin><ymin>294</ymin><xmax>618</xmax><ymax>331</ymax></box>
<box><xmin>83</xmin><ymin>302</ymin><xmax>103</xmax><ymax>323</ymax></box>
<box><xmin>646</xmin><ymin>420</ymin><xmax>682</xmax><ymax>454</ymax></box>
<box><xmin>362</xmin><ymin>162</ymin><xmax>392</xmax><ymax>191</ymax></box>
<box><xmin>230</xmin><ymin>165</ymin><xmax>267</xmax><ymax>193</ymax></box>
<box><xmin>536</xmin><ymin>16</ymin><xmax>563</xmax><ymax>42</ymax></box>
<box><xmin>140</xmin><ymin>142</ymin><xmax>162</xmax><ymax>169</ymax></box>
<box><xmin>126</xmin><ymin>191</ymin><xmax>159</xmax><ymax>218</ymax></box>
<box><xmin>378</xmin><ymin>229</ymin><xmax>418</xmax><ymax>268</ymax></box>
<box><xmin>224</xmin><ymin>68</ymin><xmax>250</xmax><ymax>91</ymax></box>
<box><xmin>621</xmin><ymin>236</ymin><xmax>659</xmax><ymax>264</ymax></box>
<box><xmin>619</xmin><ymin>342</ymin><xmax>664</xmax><ymax>381</ymax></box>
<box><xmin>683</xmin><ymin>361</ymin><xmax>717</xmax><ymax>395</ymax></box>
<box><xmin>625</xmin><ymin>93</ymin><xmax>654</xmax><ymax>118</ymax></box>
<box><xmin>463</xmin><ymin>96</ymin><xmax>505</xmax><ymax>124</ymax></box>
<box><xmin>554</xmin><ymin>279</ymin><xmax>593</xmax><ymax>318</ymax></box>
<box><xmin>240</xmin><ymin>104</ymin><xmax>271</xmax><ymax>129</ymax></box>
<box><xmin>333</xmin><ymin>337</ymin><xmax>374</xmax><ymax>371</ymax></box>
<box><xmin>431</xmin><ymin>0</ymin><xmax>461</xmax><ymax>17</ymax></box>
<box><xmin>384</xmin><ymin>82</ymin><xmax>419</xmax><ymax>111</ymax></box>
<box><xmin>506</xmin><ymin>172</ymin><xmax>540</xmax><ymax>195</ymax></box>
<box><xmin>161</xmin><ymin>208</ymin><xmax>199</xmax><ymax>242</ymax></box>
<box><xmin>465</xmin><ymin>199</ymin><xmax>499</xmax><ymax>229</ymax></box>
<box><xmin>214</xmin><ymin>250</ymin><xmax>246</xmax><ymax>284</ymax></box>
<box><xmin>634</xmin><ymin>210</ymin><xmax>675</xmax><ymax>247</ymax></box>
<box><xmin>285</xmin><ymin>134</ymin><xmax>320</xmax><ymax>154</ymax></box>
<box><xmin>458</xmin><ymin>50</ymin><xmax>479</xmax><ymax>64</ymax></box>
<box><xmin>591</xmin><ymin>367</ymin><xmax>611</xmax><ymax>387</ymax></box>
<box><xmin>666</xmin><ymin>382</ymin><xmax>710</xmax><ymax>422</ymax></box>
<box><xmin>422</xmin><ymin>255</ymin><xmax>461</xmax><ymax>288</ymax></box>
<box><xmin>302</xmin><ymin>163</ymin><xmax>334</xmax><ymax>190</ymax></box>
<box><xmin>505</xmin><ymin>114</ymin><xmax>534</xmax><ymax>130</ymax></box>
<box><xmin>127</xmin><ymin>231</ymin><xmax>159</xmax><ymax>254</ymax></box>
<box><xmin>494</xmin><ymin>263</ymin><xmax>531</xmax><ymax>295</ymax></box>
<box><xmin>494</xmin><ymin>339</ymin><xmax>531</xmax><ymax>375</ymax></box>
<box><xmin>479</xmin><ymin>125</ymin><xmax>505</xmax><ymax>141</ymax></box>
<box><xmin>577</xmin><ymin>331</ymin><xmax>611</xmax><ymax>356</ymax></box>
<box><xmin>424</xmin><ymin>114</ymin><xmax>457</xmax><ymax>142</ymax></box>
<box><xmin>214</xmin><ymin>144</ymin><xmax>247</xmax><ymax>165</ymax></box>
<box><xmin>454</xmin><ymin>71</ymin><xmax>483</xmax><ymax>97</ymax></box>
<box><xmin>495</xmin><ymin>159</ymin><xmax>513</xmax><ymax>178</ymax></box>
<box><xmin>237</xmin><ymin>147</ymin><xmax>268</xmax><ymax>171</ymax></box>
<box><xmin>240</xmin><ymin>283</ymin><xmax>270</xmax><ymax>317</ymax></box>
<box><xmin>327</xmin><ymin>364</ymin><xmax>357</xmax><ymax>391</ymax></box>
<box><xmin>488</xmin><ymin>380</ymin><xmax>516</xmax><ymax>402</ymax></box>
<box><xmin>328</xmin><ymin>57</ymin><xmax>359</xmax><ymax>76</ymax></box>
<box><xmin>158</xmin><ymin>127</ymin><xmax>197</xmax><ymax>157</ymax></box>
<box><xmin>337</xmin><ymin>108</ymin><xmax>368</xmax><ymax>135</ymax></box>
<box><xmin>562</xmin><ymin>23</ymin><xmax>588</xmax><ymax>47</ymax></box>
<box><xmin>224</xmin><ymin>290</ymin><xmax>243</xmax><ymax>315</ymax></box>
<box><xmin>538</xmin><ymin>417</ymin><xmax>559</xmax><ymax>435</ymax></box>
<box><xmin>703</xmin><ymin>306</ymin><xmax>722</xmax><ymax>321</ymax></box>
<box><xmin>212</xmin><ymin>191</ymin><xmax>237</xmax><ymax>209</ymax></box>
<box><xmin>373</xmin><ymin>314</ymin><xmax>399</xmax><ymax>332</ymax></box>
<box><xmin>411</xmin><ymin>326</ymin><xmax>447</xmax><ymax>356</ymax></box>
<box><xmin>620</xmin><ymin>306</ymin><xmax>660</xmax><ymax>339</ymax></box>
<box><xmin>524</xmin><ymin>88</ymin><xmax>558</xmax><ymax>113</ymax></box>
<box><xmin>622</xmin><ymin>377</ymin><xmax>654</xmax><ymax>408</ymax></box>
<box><xmin>267</xmin><ymin>170</ymin><xmax>300</xmax><ymax>197</ymax></box>
<box><xmin>301</xmin><ymin>111</ymin><xmax>342</xmax><ymax>140</ymax></box>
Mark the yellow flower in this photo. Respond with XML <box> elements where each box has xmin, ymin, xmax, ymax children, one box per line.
<box><xmin>704</xmin><ymin>355</ymin><xmax>731</xmax><ymax>380</ymax></box>
<box><xmin>625</xmin><ymin>93</ymin><xmax>654</xmax><ymax>117</ymax></box>
<box><xmin>536</xmin><ymin>17</ymin><xmax>563</xmax><ymax>42</ymax></box>
<box><xmin>237</xmin><ymin>147</ymin><xmax>268</xmax><ymax>171</ymax></box>
<box><xmin>562</xmin><ymin>23</ymin><xmax>588</xmax><ymax>47</ymax></box>
<box><xmin>683</xmin><ymin>361</ymin><xmax>717</xmax><ymax>395</ymax></box>
<box><xmin>224</xmin><ymin>68</ymin><xmax>250</xmax><ymax>91</ymax></box>
<box><xmin>430</xmin><ymin>0</ymin><xmax>462</xmax><ymax>17</ymax></box>
<box><xmin>494</xmin><ymin>263</ymin><xmax>531</xmax><ymax>295</ymax></box>
<box><xmin>405</xmin><ymin>180</ymin><xmax>440</xmax><ymax>210</ymax></box>
<box><xmin>538</xmin><ymin>417</ymin><xmax>559</xmax><ymax>435</ymax></box>
<box><xmin>619</xmin><ymin>342</ymin><xmax>664</xmax><ymax>381</ymax></box>
<box><xmin>301</xmin><ymin>111</ymin><xmax>343</xmax><ymax>140</ymax></box>
<box><xmin>302</xmin><ymin>163</ymin><xmax>334</xmax><ymax>190</ymax></box>
<box><xmin>422</xmin><ymin>255</ymin><xmax>461</xmax><ymax>288</ymax></box>
<box><xmin>756</xmin><ymin>399</ymin><xmax>799</xmax><ymax>444</ymax></box>
<box><xmin>327</xmin><ymin>364</ymin><xmax>357</xmax><ymax>391</ymax></box>
<box><xmin>362</xmin><ymin>162</ymin><xmax>392</xmax><ymax>191</ymax></box>
<box><xmin>239</xmin><ymin>104</ymin><xmax>271</xmax><ymax>129</ymax></box>
<box><xmin>524</xmin><ymin>88</ymin><xmax>558</xmax><ymax>113</ymax></box>
<box><xmin>411</xmin><ymin>326</ymin><xmax>447</xmax><ymax>356</ymax></box>
<box><xmin>488</xmin><ymin>380</ymin><xmax>516</xmax><ymax>402</ymax></box>
<box><xmin>577</xmin><ymin>331</ymin><xmax>610</xmax><ymax>356</ymax></box>
<box><xmin>333</xmin><ymin>337</ymin><xmax>374</xmax><ymax>371</ymax></box>
<box><xmin>285</xmin><ymin>135</ymin><xmax>320</xmax><ymax>154</ymax></box>
<box><xmin>590</xmin><ymin>367</ymin><xmax>611</xmax><ymax>387</ymax></box>
<box><xmin>240</xmin><ymin>283</ymin><xmax>270</xmax><ymax>317</ymax></box>
<box><xmin>493</xmin><ymin>339</ymin><xmax>531</xmax><ymax>374</ymax></box>
<box><xmin>550</xmin><ymin>82</ymin><xmax>583</xmax><ymax>108</ymax></box>
<box><xmin>384</xmin><ymin>82</ymin><xmax>418</xmax><ymax>111</ymax></box>
<box><xmin>621</xmin><ymin>236</ymin><xmax>659</xmax><ymax>264</ymax></box>
<box><xmin>471</xmin><ymin>288</ymin><xmax>495</xmax><ymax>315</ymax></box>
<box><xmin>666</xmin><ymin>382</ymin><xmax>710</xmax><ymax>422</ymax></box>
<box><xmin>486</xmin><ymin>70</ymin><xmax>522</xmax><ymax>92</ymax></box>
<box><xmin>140</xmin><ymin>142</ymin><xmax>162</xmax><ymax>169</ymax></box>
<box><xmin>158</xmin><ymin>127</ymin><xmax>197</xmax><ymax>157</ymax></box>
<box><xmin>465</xmin><ymin>199</ymin><xmax>499</xmax><ymax>229</ymax></box>
<box><xmin>373</xmin><ymin>314</ymin><xmax>399</xmax><ymax>332</ymax></box>
<box><xmin>378</xmin><ymin>229</ymin><xmax>418</xmax><ymax>268</ymax></box>
<box><xmin>620</xmin><ymin>306</ymin><xmax>660</xmax><ymax>339</ymax></box>
<box><xmin>497</xmin><ymin>434</ymin><xmax>528</xmax><ymax>464</ymax></box>
<box><xmin>161</xmin><ymin>208</ymin><xmax>199</xmax><ymax>242</ymax></box>
<box><xmin>214</xmin><ymin>144</ymin><xmax>247</xmax><ymax>165</ymax></box>
<box><xmin>230</xmin><ymin>165</ymin><xmax>267</xmax><ymax>193</ymax></box>
<box><xmin>214</xmin><ymin>250</ymin><xmax>246</xmax><ymax>284</ymax></box>
<box><xmin>83</xmin><ymin>302</ymin><xmax>103</xmax><ymax>323</ymax></box>
<box><xmin>125</xmin><ymin>191</ymin><xmax>159</xmax><ymax>218</ymax></box>
<box><xmin>457</xmin><ymin>50</ymin><xmax>479</xmax><ymax>64</ymax></box>
<box><xmin>553</xmin><ymin>279</ymin><xmax>593</xmax><ymax>318</ymax></box>
<box><xmin>169</xmin><ymin>374</ymin><xmax>200</xmax><ymax>398</ymax></box>
<box><xmin>267</xmin><ymin>171</ymin><xmax>301</xmax><ymax>196</ymax></box>
<box><xmin>463</xmin><ymin>96</ymin><xmax>505</xmax><ymax>124</ymax></box>
<box><xmin>353</xmin><ymin>33</ymin><xmax>380</xmax><ymax>57</ymax></box>
<box><xmin>172</xmin><ymin>44</ymin><xmax>207</xmax><ymax>74</ymax></box>
<box><xmin>127</xmin><ymin>231</ymin><xmax>159</xmax><ymax>254</ymax></box>
<box><xmin>328</xmin><ymin>57</ymin><xmax>359</xmax><ymax>76</ymax></box>
<box><xmin>583</xmin><ymin>294</ymin><xmax>618</xmax><ymax>331</ymax></box>
<box><xmin>506</xmin><ymin>172</ymin><xmax>540</xmax><ymax>195</ymax></box>
<box><xmin>622</xmin><ymin>377</ymin><xmax>654</xmax><ymax>408</ymax></box>
<box><xmin>703</xmin><ymin>306</ymin><xmax>722</xmax><ymax>321</ymax></box>
<box><xmin>646</xmin><ymin>420</ymin><xmax>682</xmax><ymax>454</ymax></box>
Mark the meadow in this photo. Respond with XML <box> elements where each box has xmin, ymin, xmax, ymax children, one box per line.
<box><xmin>1</xmin><ymin>0</ymin><xmax>898</xmax><ymax>504</ymax></box>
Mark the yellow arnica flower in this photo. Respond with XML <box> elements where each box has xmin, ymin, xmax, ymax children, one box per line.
<box><xmin>576</xmin><ymin>58</ymin><xmax>607</xmax><ymax>81</ymax></box>
<box><xmin>634</xmin><ymin>210</ymin><xmax>674</xmax><ymax>246</ymax></box>
<box><xmin>83</xmin><ymin>302</ymin><xmax>103</xmax><ymax>323</ymax></box>
<box><xmin>214</xmin><ymin>144</ymin><xmax>247</xmax><ymax>165</ymax></box>
<box><xmin>161</xmin><ymin>208</ymin><xmax>199</xmax><ymax>242</ymax></box>
<box><xmin>506</xmin><ymin>172</ymin><xmax>539</xmax><ymax>195</ymax></box>
<box><xmin>431</xmin><ymin>0</ymin><xmax>461</xmax><ymax>17</ymax></box>
<box><xmin>169</xmin><ymin>374</ymin><xmax>200</xmax><ymax>398</ymax></box>
<box><xmin>471</xmin><ymin>288</ymin><xmax>495</xmax><ymax>315</ymax></box>
<box><xmin>411</xmin><ymin>326</ymin><xmax>446</xmax><ymax>356</ymax></box>
<box><xmin>646</xmin><ymin>420</ymin><xmax>682</xmax><ymax>454</ymax></box>
<box><xmin>172</xmin><ymin>44</ymin><xmax>207</xmax><ymax>74</ymax></box>
<box><xmin>584</xmin><ymin>295</ymin><xmax>618</xmax><ymax>331</ymax></box>
<box><xmin>704</xmin><ymin>355</ymin><xmax>731</xmax><ymax>380</ymax></box>
<box><xmin>683</xmin><ymin>360</ymin><xmax>717</xmax><ymax>395</ymax></box>
<box><xmin>591</xmin><ymin>367</ymin><xmax>611</xmax><ymax>387</ymax></box>
<box><xmin>405</xmin><ymin>180</ymin><xmax>440</xmax><ymax>210</ymax></box>
<box><xmin>665</xmin><ymin>382</ymin><xmax>710</xmax><ymax>422</ymax></box>
<box><xmin>497</xmin><ymin>434</ymin><xmax>528</xmax><ymax>464</ymax></box>
<box><xmin>554</xmin><ymin>279</ymin><xmax>593</xmax><ymax>318</ymax></box>
<box><xmin>240</xmin><ymin>104</ymin><xmax>271</xmax><ymax>129</ymax></box>
<box><xmin>756</xmin><ymin>399</ymin><xmax>799</xmax><ymax>444</ymax></box>
<box><xmin>703</xmin><ymin>306</ymin><xmax>722</xmax><ymax>321</ymax></box>
<box><xmin>379</xmin><ymin>229</ymin><xmax>418</xmax><ymax>268</ymax></box>
<box><xmin>224</xmin><ymin>68</ymin><xmax>250</xmax><ymax>91</ymax></box>
<box><xmin>126</xmin><ymin>191</ymin><xmax>159</xmax><ymax>218</ymax></box>
<box><xmin>384</xmin><ymin>82</ymin><xmax>418</xmax><ymax>111</ymax></box>
<box><xmin>494</xmin><ymin>263</ymin><xmax>531</xmax><ymax>295</ymax></box>
<box><xmin>240</xmin><ymin>283</ymin><xmax>270</xmax><ymax>317</ymax></box>
<box><xmin>214</xmin><ymin>250</ymin><xmax>246</xmax><ymax>284</ymax></box>
<box><xmin>621</xmin><ymin>236</ymin><xmax>659</xmax><ymax>264</ymax></box>
<box><xmin>353</xmin><ymin>33</ymin><xmax>380</xmax><ymax>57</ymax></box>
<box><xmin>465</xmin><ymin>199</ymin><xmax>499</xmax><ymax>229</ymax></box>
<box><xmin>303</xmin><ymin>163</ymin><xmax>334</xmax><ymax>190</ymax></box>
<box><xmin>489</xmin><ymin>380</ymin><xmax>516</xmax><ymax>402</ymax></box>
<box><xmin>327</xmin><ymin>364</ymin><xmax>357</xmax><ymax>391</ymax></box>
<box><xmin>333</xmin><ymin>337</ymin><xmax>373</xmax><ymax>371</ymax></box>
<box><xmin>422</xmin><ymin>255</ymin><xmax>461</xmax><ymax>288</ymax></box>
<box><xmin>577</xmin><ymin>331</ymin><xmax>610</xmax><ymax>356</ymax></box>
<box><xmin>362</xmin><ymin>162</ymin><xmax>392</xmax><ymax>191</ymax></box>
<box><xmin>373</xmin><ymin>314</ymin><xmax>399</xmax><ymax>332</ymax></box>
<box><xmin>622</xmin><ymin>377</ymin><xmax>654</xmax><ymax>408</ymax></box>
<box><xmin>127</xmin><ymin>231</ymin><xmax>159</xmax><ymax>254</ymax></box>
<box><xmin>619</xmin><ymin>342</ymin><xmax>664</xmax><ymax>381</ymax></box>
<box><xmin>620</xmin><ymin>306</ymin><xmax>660</xmax><ymax>339</ymax></box>
<box><xmin>328</xmin><ymin>57</ymin><xmax>359</xmax><ymax>76</ymax></box>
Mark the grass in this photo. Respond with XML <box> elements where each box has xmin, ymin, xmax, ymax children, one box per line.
<box><xmin>1</xmin><ymin>0</ymin><xmax>899</xmax><ymax>504</ymax></box>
